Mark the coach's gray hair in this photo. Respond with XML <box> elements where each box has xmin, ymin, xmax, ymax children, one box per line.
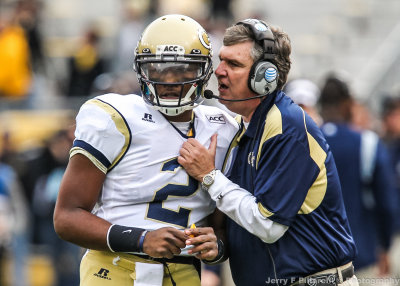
<box><xmin>223</xmin><ymin>21</ymin><xmax>291</xmax><ymax>90</ymax></box>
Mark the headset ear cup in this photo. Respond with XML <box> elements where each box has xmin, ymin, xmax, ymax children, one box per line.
<box><xmin>248</xmin><ymin>61</ymin><xmax>278</xmax><ymax>95</ymax></box>
<box><xmin>247</xmin><ymin>60</ymin><xmax>258</xmax><ymax>93</ymax></box>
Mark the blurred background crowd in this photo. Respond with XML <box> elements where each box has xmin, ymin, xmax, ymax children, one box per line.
<box><xmin>0</xmin><ymin>0</ymin><xmax>400</xmax><ymax>285</ymax></box>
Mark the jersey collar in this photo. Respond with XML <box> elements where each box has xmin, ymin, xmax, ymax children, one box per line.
<box><xmin>167</xmin><ymin>111</ymin><xmax>196</xmax><ymax>139</ymax></box>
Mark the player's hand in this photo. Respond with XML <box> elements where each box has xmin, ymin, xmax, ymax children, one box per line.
<box><xmin>142</xmin><ymin>227</ymin><xmax>188</xmax><ymax>259</ymax></box>
<box><xmin>184</xmin><ymin>227</ymin><xmax>218</xmax><ymax>261</ymax></box>
<box><xmin>178</xmin><ymin>134</ymin><xmax>217</xmax><ymax>182</ymax></box>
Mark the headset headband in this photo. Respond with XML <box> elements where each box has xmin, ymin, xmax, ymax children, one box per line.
<box><xmin>236</xmin><ymin>19</ymin><xmax>276</xmax><ymax>61</ymax></box>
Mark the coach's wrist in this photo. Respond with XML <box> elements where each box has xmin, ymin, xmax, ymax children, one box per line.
<box><xmin>202</xmin><ymin>239</ymin><xmax>226</xmax><ymax>265</ymax></box>
<box><xmin>201</xmin><ymin>169</ymin><xmax>217</xmax><ymax>191</ymax></box>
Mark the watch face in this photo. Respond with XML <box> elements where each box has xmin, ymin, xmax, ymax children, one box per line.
<box><xmin>203</xmin><ymin>175</ymin><xmax>213</xmax><ymax>186</ymax></box>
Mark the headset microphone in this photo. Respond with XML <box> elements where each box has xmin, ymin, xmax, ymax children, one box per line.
<box><xmin>203</xmin><ymin>90</ymin><xmax>269</xmax><ymax>102</ymax></box>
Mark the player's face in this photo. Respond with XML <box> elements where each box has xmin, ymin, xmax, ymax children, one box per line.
<box><xmin>155</xmin><ymin>70</ymin><xmax>197</xmax><ymax>100</ymax></box>
<box><xmin>215</xmin><ymin>41</ymin><xmax>260</xmax><ymax>117</ymax></box>
<box><xmin>145</xmin><ymin>63</ymin><xmax>201</xmax><ymax>100</ymax></box>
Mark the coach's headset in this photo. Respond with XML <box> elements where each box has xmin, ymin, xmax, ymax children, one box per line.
<box><xmin>236</xmin><ymin>19</ymin><xmax>278</xmax><ymax>96</ymax></box>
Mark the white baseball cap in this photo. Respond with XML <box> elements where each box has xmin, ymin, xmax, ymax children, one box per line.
<box><xmin>284</xmin><ymin>79</ymin><xmax>320</xmax><ymax>107</ymax></box>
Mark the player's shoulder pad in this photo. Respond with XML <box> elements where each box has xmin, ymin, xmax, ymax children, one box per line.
<box><xmin>80</xmin><ymin>93</ymin><xmax>145</xmax><ymax>117</ymax></box>
<box><xmin>89</xmin><ymin>93</ymin><xmax>143</xmax><ymax>107</ymax></box>
<box><xmin>76</xmin><ymin>93</ymin><xmax>136</xmax><ymax>138</ymax></box>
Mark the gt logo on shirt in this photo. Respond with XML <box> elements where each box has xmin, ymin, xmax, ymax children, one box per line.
<box><xmin>94</xmin><ymin>268</ymin><xmax>111</xmax><ymax>280</ymax></box>
<box><xmin>206</xmin><ymin>115</ymin><xmax>226</xmax><ymax>124</ymax></box>
<box><xmin>248</xmin><ymin>152</ymin><xmax>255</xmax><ymax>167</ymax></box>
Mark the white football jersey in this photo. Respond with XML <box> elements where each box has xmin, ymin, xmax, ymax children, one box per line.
<box><xmin>71</xmin><ymin>93</ymin><xmax>239</xmax><ymax>230</ymax></box>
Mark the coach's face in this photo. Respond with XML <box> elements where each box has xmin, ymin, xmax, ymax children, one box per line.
<box><xmin>215</xmin><ymin>41</ymin><xmax>261</xmax><ymax>121</ymax></box>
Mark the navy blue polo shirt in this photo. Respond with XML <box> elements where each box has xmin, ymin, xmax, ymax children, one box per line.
<box><xmin>226</xmin><ymin>91</ymin><xmax>356</xmax><ymax>286</ymax></box>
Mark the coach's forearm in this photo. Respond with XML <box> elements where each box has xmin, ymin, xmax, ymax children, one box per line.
<box><xmin>207</xmin><ymin>170</ymin><xmax>288</xmax><ymax>243</ymax></box>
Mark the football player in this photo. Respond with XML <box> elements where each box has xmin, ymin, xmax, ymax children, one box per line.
<box><xmin>54</xmin><ymin>14</ymin><xmax>238</xmax><ymax>286</ymax></box>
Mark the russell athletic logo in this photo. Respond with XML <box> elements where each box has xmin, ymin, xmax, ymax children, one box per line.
<box><xmin>142</xmin><ymin>113</ymin><xmax>155</xmax><ymax>123</ymax></box>
<box><xmin>94</xmin><ymin>268</ymin><xmax>111</xmax><ymax>280</ymax></box>
<box><xmin>206</xmin><ymin>114</ymin><xmax>226</xmax><ymax>124</ymax></box>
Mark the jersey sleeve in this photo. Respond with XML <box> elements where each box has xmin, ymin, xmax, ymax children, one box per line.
<box><xmin>70</xmin><ymin>98</ymin><xmax>130</xmax><ymax>173</ymax></box>
<box><xmin>254</xmin><ymin>133</ymin><xmax>322</xmax><ymax>226</ymax></box>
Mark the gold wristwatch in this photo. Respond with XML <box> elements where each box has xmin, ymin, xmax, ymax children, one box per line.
<box><xmin>201</xmin><ymin>169</ymin><xmax>216</xmax><ymax>191</ymax></box>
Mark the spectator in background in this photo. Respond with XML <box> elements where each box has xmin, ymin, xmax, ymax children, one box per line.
<box><xmin>210</xmin><ymin>0</ymin><xmax>233</xmax><ymax>22</ymax></box>
<box><xmin>14</xmin><ymin>0</ymin><xmax>45</xmax><ymax>73</ymax></box>
<box><xmin>0</xmin><ymin>178</ymin><xmax>10</xmax><ymax>286</ymax></box>
<box><xmin>0</xmin><ymin>132</ymin><xmax>29</xmax><ymax>286</ymax></box>
<box><xmin>113</xmin><ymin>3</ymin><xmax>146</xmax><ymax>73</ymax></box>
<box><xmin>381</xmin><ymin>95</ymin><xmax>400</xmax><ymax>280</ymax></box>
<box><xmin>381</xmin><ymin>96</ymin><xmax>400</xmax><ymax>144</ymax></box>
<box><xmin>20</xmin><ymin>127</ymin><xmax>73</xmax><ymax>212</ymax></box>
<box><xmin>32</xmin><ymin>129</ymin><xmax>80</xmax><ymax>286</ymax></box>
<box><xmin>19</xmin><ymin>127</ymin><xmax>80</xmax><ymax>286</ymax></box>
<box><xmin>0</xmin><ymin>0</ymin><xmax>46</xmax><ymax>110</ymax></box>
<box><xmin>319</xmin><ymin>75</ymin><xmax>397</xmax><ymax>285</ymax></box>
<box><xmin>0</xmin><ymin>5</ymin><xmax>32</xmax><ymax>101</ymax></box>
<box><xmin>351</xmin><ymin>101</ymin><xmax>377</xmax><ymax>132</ymax></box>
<box><xmin>66</xmin><ymin>26</ymin><xmax>105</xmax><ymax>97</ymax></box>
<box><xmin>284</xmin><ymin>78</ymin><xmax>322</xmax><ymax>126</ymax></box>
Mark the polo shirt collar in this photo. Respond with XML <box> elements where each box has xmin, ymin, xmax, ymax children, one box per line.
<box><xmin>245</xmin><ymin>90</ymin><xmax>279</xmax><ymax>138</ymax></box>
